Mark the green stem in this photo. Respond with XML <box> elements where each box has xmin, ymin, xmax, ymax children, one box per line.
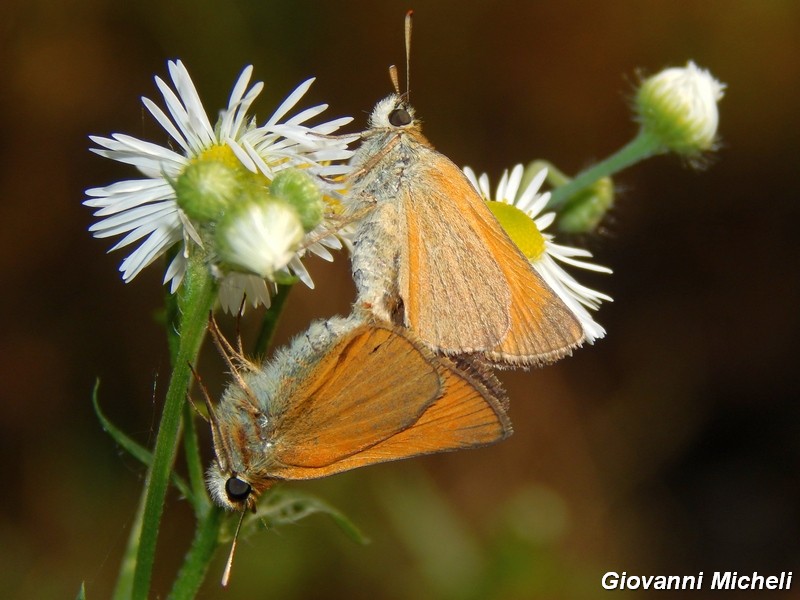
<box><xmin>167</xmin><ymin>505</ymin><xmax>225</xmax><ymax>600</ymax></box>
<box><xmin>547</xmin><ymin>129</ymin><xmax>664</xmax><ymax>211</ymax></box>
<box><xmin>168</xmin><ymin>276</ymin><xmax>209</xmax><ymax>518</ymax></box>
<box><xmin>131</xmin><ymin>254</ymin><xmax>217</xmax><ymax>600</ymax></box>
<box><xmin>111</xmin><ymin>488</ymin><xmax>146</xmax><ymax>600</ymax></box>
<box><xmin>166</xmin><ymin>279</ymin><xmax>293</xmax><ymax>598</ymax></box>
<box><xmin>521</xmin><ymin>160</ymin><xmax>569</xmax><ymax>195</ymax></box>
<box><xmin>253</xmin><ymin>283</ymin><xmax>293</xmax><ymax>357</ymax></box>
<box><xmin>183</xmin><ymin>401</ymin><xmax>211</xmax><ymax>518</ymax></box>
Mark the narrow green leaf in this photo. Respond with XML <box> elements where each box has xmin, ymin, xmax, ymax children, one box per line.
<box><xmin>375</xmin><ymin>470</ymin><xmax>485</xmax><ymax>598</ymax></box>
<box><xmin>251</xmin><ymin>489</ymin><xmax>369</xmax><ymax>545</ymax></box>
<box><xmin>111</xmin><ymin>485</ymin><xmax>145</xmax><ymax>600</ymax></box>
<box><xmin>91</xmin><ymin>380</ymin><xmax>194</xmax><ymax>504</ymax></box>
<box><xmin>132</xmin><ymin>255</ymin><xmax>218</xmax><ymax>600</ymax></box>
<box><xmin>75</xmin><ymin>582</ymin><xmax>86</xmax><ymax>600</ymax></box>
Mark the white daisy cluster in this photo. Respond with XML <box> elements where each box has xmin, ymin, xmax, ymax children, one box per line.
<box><xmin>463</xmin><ymin>164</ymin><xmax>612</xmax><ymax>343</ymax></box>
<box><xmin>85</xmin><ymin>60</ymin><xmax>356</xmax><ymax>312</ymax></box>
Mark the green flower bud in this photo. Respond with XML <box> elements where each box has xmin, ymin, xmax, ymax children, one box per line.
<box><xmin>175</xmin><ymin>160</ymin><xmax>241</xmax><ymax>222</ymax></box>
<box><xmin>557</xmin><ymin>176</ymin><xmax>614</xmax><ymax>234</ymax></box>
<box><xmin>269</xmin><ymin>169</ymin><xmax>324</xmax><ymax>232</ymax></box>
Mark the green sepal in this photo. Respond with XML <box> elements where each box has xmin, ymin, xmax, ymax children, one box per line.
<box><xmin>557</xmin><ymin>176</ymin><xmax>614</xmax><ymax>234</ymax></box>
<box><xmin>91</xmin><ymin>380</ymin><xmax>194</xmax><ymax>504</ymax></box>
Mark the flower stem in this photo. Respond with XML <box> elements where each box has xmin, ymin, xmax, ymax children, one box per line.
<box><xmin>165</xmin><ymin>280</ymin><xmax>293</xmax><ymax>598</ymax></box>
<box><xmin>183</xmin><ymin>401</ymin><xmax>211</xmax><ymax>518</ymax></box>
<box><xmin>253</xmin><ymin>283</ymin><xmax>293</xmax><ymax>357</ymax></box>
<box><xmin>166</xmin><ymin>505</ymin><xmax>225</xmax><ymax>600</ymax></box>
<box><xmin>547</xmin><ymin>129</ymin><xmax>663</xmax><ymax>211</ymax></box>
<box><xmin>131</xmin><ymin>254</ymin><xmax>217</xmax><ymax>600</ymax></box>
<box><xmin>111</xmin><ymin>488</ymin><xmax>146</xmax><ymax>600</ymax></box>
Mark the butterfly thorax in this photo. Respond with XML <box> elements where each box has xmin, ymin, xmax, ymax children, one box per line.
<box><xmin>347</xmin><ymin>95</ymin><xmax>436</xmax><ymax>323</ymax></box>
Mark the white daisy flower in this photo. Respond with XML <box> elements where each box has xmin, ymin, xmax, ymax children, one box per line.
<box><xmin>84</xmin><ymin>60</ymin><xmax>355</xmax><ymax>310</ymax></box>
<box><xmin>463</xmin><ymin>164</ymin><xmax>612</xmax><ymax>343</ymax></box>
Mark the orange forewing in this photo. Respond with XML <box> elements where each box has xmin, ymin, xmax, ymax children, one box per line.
<box><xmin>401</xmin><ymin>154</ymin><xmax>583</xmax><ymax>364</ymax></box>
<box><xmin>269</xmin><ymin>325</ymin><xmax>511</xmax><ymax>480</ymax></box>
<box><xmin>401</xmin><ymin>163</ymin><xmax>511</xmax><ymax>353</ymax></box>
<box><xmin>274</xmin><ymin>325</ymin><xmax>441</xmax><ymax>469</ymax></box>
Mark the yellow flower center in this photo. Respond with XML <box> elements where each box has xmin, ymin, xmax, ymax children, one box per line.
<box><xmin>195</xmin><ymin>144</ymin><xmax>241</xmax><ymax>170</ymax></box>
<box><xmin>194</xmin><ymin>144</ymin><xmax>273</xmax><ymax>186</ymax></box>
<box><xmin>486</xmin><ymin>200</ymin><xmax>546</xmax><ymax>261</ymax></box>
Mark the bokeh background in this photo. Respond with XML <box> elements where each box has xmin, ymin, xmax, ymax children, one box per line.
<box><xmin>2</xmin><ymin>1</ymin><xmax>799</xmax><ymax>598</ymax></box>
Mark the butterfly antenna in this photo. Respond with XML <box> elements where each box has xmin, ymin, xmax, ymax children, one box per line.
<box><xmin>186</xmin><ymin>362</ymin><xmax>215</xmax><ymax>424</ymax></box>
<box><xmin>404</xmin><ymin>9</ymin><xmax>413</xmax><ymax>100</ymax></box>
<box><xmin>187</xmin><ymin>360</ymin><xmax>237</xmax><ymax>470</ymax></box>
<box><xmin>208</xmin><ymin>313</ymin><xmax>260</xmax><ymax>410</ymax></box>
<box><xmin>389</xmin><ymin>65</ymin><xmax>401</xmax><ymax>95</ymax></box>
<box><xmin>221</xmin><ymin>509</ymin><xmax>247</xmax><ymax>587</ymax></box>
<box><xmin>209</xmin><ymin>312</ymin><xmax>248</xmax><ymax>371</ymax></box>
<box><xmin>235</xmin><ymin>296</ymin><xmax>247</xmax><ymax>358</ymax></box>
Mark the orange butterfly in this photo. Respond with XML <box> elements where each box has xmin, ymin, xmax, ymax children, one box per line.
<box><xmin>346</xmin><ymin>14</ymin><xmax>585</xmax><ymax>367</ymax></box>
<box><xmin>204</xmin><ymin>313</ymin><xmax>511</xmax><ymax>514</ymax></box>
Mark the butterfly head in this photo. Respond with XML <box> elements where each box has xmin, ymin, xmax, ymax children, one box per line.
<box><xmin>368</xmin><ymin>94</ymin><xmax>417</xmax><ymax>130</ymax></box>
<box><xmin>207</xmin><ymin>462</ymin><xmax>266</xmax><ymax>512</ymax></box>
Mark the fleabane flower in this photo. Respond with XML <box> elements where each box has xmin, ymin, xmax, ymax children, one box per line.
<box><xmin>635</xmin><ymin>61</ymin><xmax>726</xmax><ymax>158</ymax></box>
<box><xmin>464</xmin><ymin>164</ymin><xmax>612</xmax><ymax>343</ymax></box>
<box><xmin>84</xmin><ymin>60</ymin><xmax>356</xmax><ymax>311</ymax></box>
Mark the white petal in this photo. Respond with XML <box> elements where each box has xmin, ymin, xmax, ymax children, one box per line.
<box><xmin>516</xmin><ymin>168</ymin><xmax>548</xmax><ymax>210</ymax></box>
<box><xmin>307</xmin><ymin>242</ymin><xmax>333</xmax><ymax>262</ymax></box>
<box><xmin>167</xmin><ymin>60</ymin><xmax>216</xmax><ymax>146</ymax></box>
<box><xmin>227</xmin><ymin>65</ymin><xmax>254</xmax><ymax>111</ymax></box>
<box><xmin>504</xmin><ymin>164</ymin><xmax>524</xmax><ymax>202</ymax></box>
<box><xmin>288</xmin><ymin>255</ymin><xmax>314</xmax><ymax>288</ymax></box>
<box><xmin>534</xmin><ymin>212</ymin><xmax>556</xmax><ymax>231</ymax></box>
<box><xmin>462</xmin><ymin>166</ymin><xmax>479</xmax><ymax>193</ymax></box>
<box><xmin>89</xmin><ymin>202</ymin><xmax>177</xmax><ymax>234</ymax></box>
<box><xmin>226</xmin><ymin>138</ymin><xmax>258</xmax><ymax>173</ymax></box>
<box><xmin>119</xmin><ymin>227</ymin><xmax>177</xmax><ymax>281</ymax></box>
<box><xmin>164</xmin><ymin>250</ymin><xmax>187</xmax><ymax>289</ymax></box>
<box><xmin>142</xmin><ymin>97</ymin><xmax>191</xmax><ymax>154</ymax></box>
<box><xmin>265</xmin><ymin>78</ymin><xmax>315</xmax><ymax>126</ymax></box>
<box><xmin>285</xmin><ymin>104</ymin><xmax>328</xmax><ymax>126</ymax></box>
<box><xmin>87</xmin><ymin>184</ymin><xmax>174</xmax><ymax>216</ymax></box>
<box><xmin>496</xmin><ymin>169</ymin><xmax>510</xmax><ymax>202</ymax></box>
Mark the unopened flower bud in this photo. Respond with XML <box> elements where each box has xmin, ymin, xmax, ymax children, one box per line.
<box><xmin>635</xmin><ymin>61</ymin><xmax>725</xmax><ymax>156</ymax></box>
<box><xmin>216</xmin><ymin>196</ymin><xmax>304</xmax><ymax>279</ymax></box>
<box><xmin>175</xmin><ymin>160</ymin><xmax>241</xmax><ymax>222</ymax></box>
<box><xmin>269</xmin><ymin>169</ymin><xmax>324</xmax><ymax>232</ymax></box>
<box><xmin>557</xmin><ymin>176</ymin><xmax>614</xmax><ymax>234</ymax></box>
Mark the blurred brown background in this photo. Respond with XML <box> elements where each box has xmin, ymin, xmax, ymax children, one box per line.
<box><xmin>1</xmin><ymin>1</ymin><xmax>799</xmax><ymax>598</ymax></box>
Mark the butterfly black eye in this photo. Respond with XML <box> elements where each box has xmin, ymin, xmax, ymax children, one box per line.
<box><xmin>225</xmin><ymin>476</ymin><xmax>252</xmax><ymax>502</ymax></box>
<box><xmin>388</xmin><ymin>107</ymin><xmax>412</xmax><ymax>127</ymax></box>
